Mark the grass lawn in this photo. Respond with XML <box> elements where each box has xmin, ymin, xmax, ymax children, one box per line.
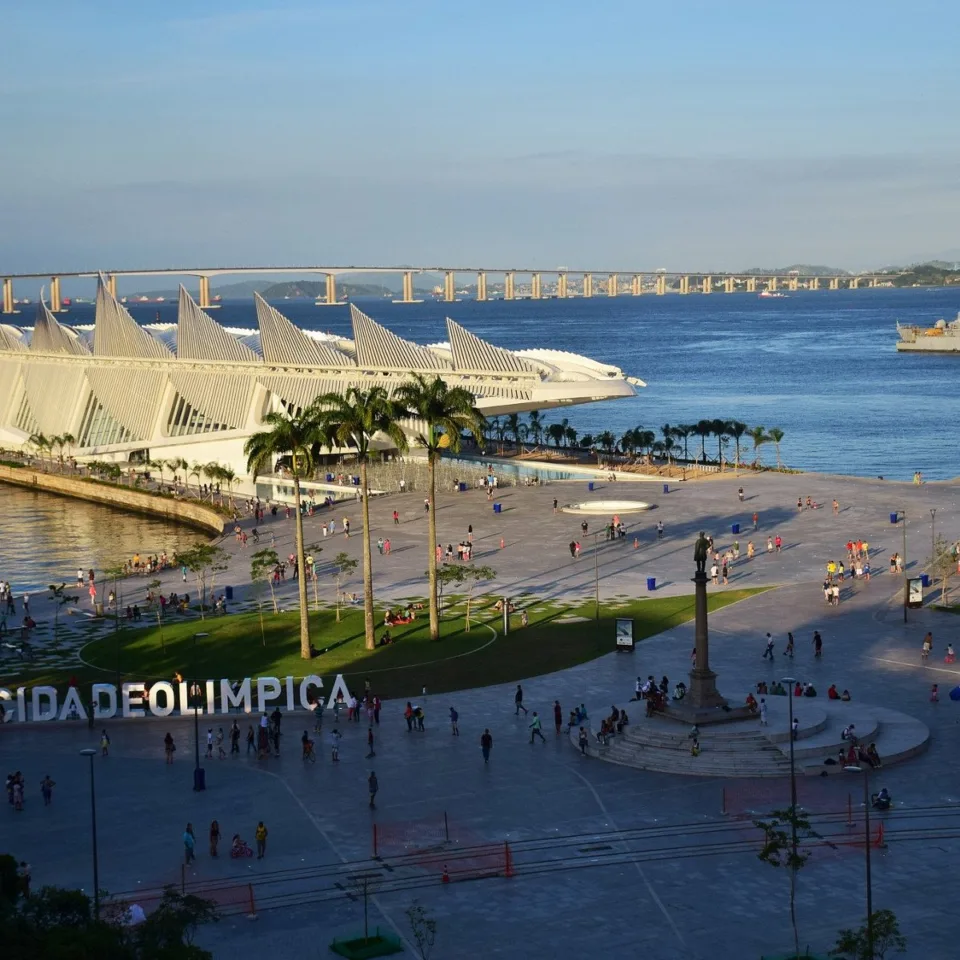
<box><xmin>63</xmin><ymin>589</ymin><xmax>768</xmax><ymax>701</ymax></box>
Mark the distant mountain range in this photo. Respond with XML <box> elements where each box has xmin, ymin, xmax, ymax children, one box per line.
<box><xmin>740</xmin><ymin>264</ymin><xmax>851</xmax><ymax>276</ymax></box>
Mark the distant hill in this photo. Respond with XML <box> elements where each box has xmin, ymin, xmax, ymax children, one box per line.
<box><xmin>741</xmin><ymin>264</ymin><xmax>851</xmax><ymax>276</ymax></box>
<box><xmin>259</xmin><ymin>280</ymin><xmax>392</xmax><ymax>298</ymax></box>
<box><xmin>887</xmin><ymin>262</ymin><xmax>960</xmax><ymax>287</ymax></box>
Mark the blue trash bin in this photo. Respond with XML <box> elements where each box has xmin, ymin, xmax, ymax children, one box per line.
<box><xmin>493</xmin><ymin>502</ymin><xmax>502</xmax><ymax>514</ymax></box>
<box><xmin>663</xmin><ymin>483</ymin><xmax>669</xmax><ymax>494</ymax></box>
<box><xmin>889</xmin><ymin>512</ymin><xmax>898</xmax><ymax>524</ymax></box>
<box><xmin>352</xmin><ymin>476</ymin><xmax>360</xmax><ymax>485</ymax></box>
<box><xmin>225</xmin><ymin>585</ymin><xmax>234</xmax><ymax>601</ymax></box>
<box><xmin>459</xmin><ymin>482</ymin><xmax>467</xmax><ymax>492</ymax></box>
<box><xmin>646</xmin><ymin>577</ymin><xmax>656</xmax><ymax>591</ymax></box>
<box><xmin>732</xmin><ymin>523</ymin><xmax>740</xmax><ymax>535</ymax></box>
<box><xmin>588</xmin><ymin>482</ymin><xmax>595</xmax><ymax>492</ymax></box>
<box><xmin>326</xmin><ymin>473</ymin><xmax>334</xmax><ymax>482</ymax></box>
<box><xmin>921</xmin><ymin>573</ymin><xmax>930</xmax><ymax>588</ymax></box>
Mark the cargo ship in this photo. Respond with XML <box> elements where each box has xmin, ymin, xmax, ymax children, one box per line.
<box><xmin>896</xmin><ymin>312</ymin><xmax>960</xmax><ymax>352</ymax></box>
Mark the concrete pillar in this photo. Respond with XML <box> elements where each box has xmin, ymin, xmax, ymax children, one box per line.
<box><xmin>2</xmin><ymin>278</ymin><xmax>13</xmax><ymax>314</ymax></box>
<box><xmin>724</xmin><ymin>277</ymin><xmax>735</xmax><ymax>293</ymax></box>
<box><xmin>768</xmin><ymin>277</ymin><xmax>778</xmax><ymax>292</ymax></box>
<box><xmin>809</xmin><ymin>277</ymin><xmax>820</xmax><ymax>291</ymax></box>
<box><xmin>504</xmin><ymin>272</ymin><xmax>515</xmax><ymax>300</ymax></box>
<box><xmin>701</xmin><ymin>276</ymin><xmax>712</xmax><ymax>294</ymax></box>
<box><xmin>655</xmin><ymin>274</ymin><xmax>666</xmax><ymax>296</ymax></box>
<box><xmin>476</xmin><ymin>271</ymin><xmax>487</xmax><ymax>301</ymax></box>
<box><xmin>746</xmin><ymin>277</ymin><xmax>757</xmax><ymax>293</ymax></box>
<box><xmin>869</xmin><ymin>277</ymin><xmax>877</xmax><ymax>288</ymax></box>
<box><xmin>607</xmin><ymin>274</ymin><xmax>617</xmax><ymax>297</ymax></box>
<box><xmin>557</xmin><ymin>273</ymin><xmax>568</xmax><ymax>298</ymax></box>
<box><xmin>531</xmin><ymin>273</ymin><xmax>542</xmax><ymax>299</ymax></box>
<box><xmin>679</xmin><ymin>276</ymin><xmax>689</xmax><ymax>294</ymax></box>
<box><xmin>444</xmin><ymin>271</ymin><xmax>455</xmax><ymax>302</ymax></box>
<box><xmin>787</xmin><ymin>277</ymin><xmax>798</xmax><ymax>292</ymax></box>
<box><xmin>631</xmin><ymin>274</ymin><xmax>642</xmax><ymax>296</ymax></box>
<box><xmin>850</xmin><ymin>277</ymin><xmax>860</xmax><ymax>289</ymax></box>
<box><xmin>107</xmin><ymin>274</ymin><xmax>118</xmax><ymax>299</ymax></box>
<box><xmin>50</xmin><ymin>276</ymin><xmax>62</xmax><ymax>312</ymax></box>
<box><xmin>582</xmin><ymin>273</ymin><xmax>593</xmax><ymax>298</ymax></box>
<box><xmin>829</xmin><ymin>277</ymin><xmax>839</xmax><ymax>290</ymax></box>
<box><xmin>402</xmin><ymin>271</ymin><xmax>414</xmax><ymax>302</ymax></box>
<box><xmin>325</xmin><ymin>274</ymin><xmax>337</xmax><ymax>304</ymax></box>
<box><xmin>198</xmin><ymin>276</ymin><xmax>211</xmax><ymax>309</ymax></box>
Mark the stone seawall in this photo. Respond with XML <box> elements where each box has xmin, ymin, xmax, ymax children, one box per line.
<box><xmin>0</xmin><ymin>465</ymin><xmax>224</xmax><ymax>536</ymax></box>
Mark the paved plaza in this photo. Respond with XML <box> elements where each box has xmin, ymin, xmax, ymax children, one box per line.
<box><xmin>4</xmin><ymin>470</ymin><xmax>960</xmax><ymax>958</ymax></box>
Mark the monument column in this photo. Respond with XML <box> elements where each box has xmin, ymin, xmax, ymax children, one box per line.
<box><xmin>686</xmin><ymin>567</ymin><xmax>728</xmax><ymax>710</ymax></box>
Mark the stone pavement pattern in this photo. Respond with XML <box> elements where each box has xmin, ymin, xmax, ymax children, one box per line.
<box><xmin>3</xmin><ymin>472</ymin><xmax>960</xmax><ymax>958</ymax></box>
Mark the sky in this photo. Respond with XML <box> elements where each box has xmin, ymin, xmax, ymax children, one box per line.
<box><xmin>3</xmin><ymin>0</ymin><xmax>959</xmax><ymax>277</ymax></box>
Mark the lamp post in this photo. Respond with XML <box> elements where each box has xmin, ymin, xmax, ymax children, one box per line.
<box><xmin>893</xmin><ymin>510</ymin><xmax>908</xmax><ymax>623</ymax></box>
<box><xmin>931</xmin><ymin>508</ymin><xmax>937</xmax><ymax>591</ymax></box>
<box><xmin>593</xmin><ymin>530</ymin><xmax>601</xmax><ymax>621</ymax></box>
<box><xmin>781</xmin><ymin>676</ymin><xmax>798</xmax><ymax>817</ymax></box>
<box><xmin>845</xmin><ymin>763</ymin><xmax>874</xmax><ymax>959</ymax></box>
<box><xmin>79</xmin><ymin>748</ymin><xmax>100</xmax><ymax>920</ymax></box>
<box><xmin>192</xmin><ymin>632</ymin><xmax>209</xmax><ymax>791</ymax></box>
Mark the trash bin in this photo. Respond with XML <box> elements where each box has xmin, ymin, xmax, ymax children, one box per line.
<box><xmin>326</xmin><ymin>473</ymin><xmax>334</xmax><ymax>482</ymax></box>
<box><xmin>352</xmin><ymin>476</ymin><xmax>360</xmax><ymax>485</ymax></box>
<box><xmin>662</xmin><ymin>483</ymin><xmax>669</xmax><ymax>494</ymax></box>
<box><xmin>889</xmin><ymin>512</ymin><xmax>899</xmax><ymax>524</ymax></box>
<box><xmin>732</xmin><ymin>523</ymin><xmax>740</xmax><ymax>535</ymax></box>
<box><xmin>646</xmin><ymin>577</ymin><xmax>656</xmax><ymax>591</ymax></box>
<box><xmin>493</xmin><ymin>502</ymin><xmax>502</xmax><ymax>514</ymax></box>
<box><xmin>225</xmin><ymin>585</ymin><xmax>234</xmax><ymax>600</ymax></box>
<box><xmin>921</xmin><ymin>573</ymin><xmax>930</xmax><ymax>588</ymax></box>
<box><xmin>95</xmin><ymin>602</ymin><xmax>104</xmax><ymax>618</ymax></box>
<box><xmin>588</xmin><ymin>482</ymin><xmax>595</xmax><ymax>491</ymax></box>
<box><xmin>193</xmin><ymin>767</ymin><xmax>206</xmax><ymax>792</ymax></box>
<box><xmin>458</xmin><ymin>482</ymin><xmax>467</xmax><ymax>492</ymax></box>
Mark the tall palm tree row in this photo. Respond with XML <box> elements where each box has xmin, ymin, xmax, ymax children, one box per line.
<box><xmin>244</xmin><ymin>410</ymin><xmax>321</xmax><ymax>660</ymax></box>
<box><xmin>395</xmin><ymin>374</ymin><xmax>485</xmax><ymax>641</ymax></box>
<box><xmin>313</xmin><ymin>386</ymin><xmax>409</xmax><ymax>651</ymax></box>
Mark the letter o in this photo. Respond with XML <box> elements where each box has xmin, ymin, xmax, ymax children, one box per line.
<box><xmin>148</xmin><ymin>681</ymin><xmax>176</xmax><ymax>718</ymax></box>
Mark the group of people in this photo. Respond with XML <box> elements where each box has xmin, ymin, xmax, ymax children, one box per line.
<box><xmin>182</xmin><ymin>820</ymin><xmax>269</xmax><ymax>863</ymax></box>
<box><xmin>595</xmin><ymin>704</ymin><xmax>630</xmax><ymax>745</ymax></box>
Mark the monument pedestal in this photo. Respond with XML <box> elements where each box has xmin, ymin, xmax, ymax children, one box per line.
<box><xmin>660</xmin><ymin>568</ymin><xmax>756</xmax><ymax>727</ymax></box>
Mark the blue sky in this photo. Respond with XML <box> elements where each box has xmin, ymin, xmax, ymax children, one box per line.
<box><xmin>3</xmin><ymin>0</ymin><xmax>959</xmax><ymax>274</ymax></box>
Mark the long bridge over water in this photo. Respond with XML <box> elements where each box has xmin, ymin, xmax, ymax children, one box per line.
<box><xmin>1</xmin><ymin>265</ymin><xmax>901</xmax><ymax>314</ymax></box>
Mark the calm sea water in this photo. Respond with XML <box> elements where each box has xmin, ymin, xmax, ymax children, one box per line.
<box><xmin>0</xmin><ymin>486</ymin><xmax>204</xmax><ymax>595</ymax></box>
<box><xmin>56</xmin><ymin>286</ymin><xmax>955</xmax><ymax>481</ymax></box>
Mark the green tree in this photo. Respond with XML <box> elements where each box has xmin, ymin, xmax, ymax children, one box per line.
<box><xmin>28</xmin><ymin>433</ymin><xmax>49</xmax><ymax>466</ymax></box>
<box><xmin>505</xmin><ymin>412</ymin><xmax>523</xmax><ymax>451</ymax></box>
<box><xmin>710</xmin><ymin>418</ymin><xmax>730</xmax><ymax>467</ymax></box>
<box><xmin>754</xmin><ymin>807</ymin><xmax>824</xmax><ymax>960</ymax></box>
<box><xmin>693</xmin><ymin>420</ymin><xmax>713</xmax><ymax>464</ymax></box>
<box><xmin>435</xmin><ymin>564</ymin><xmax>496</xmax><ymax>630</ymax></box>
<box><xmin>147</xmin><ymin>578</ymin><xmax>167</xmax><ymax>652</ymax></box>
<box><xmin>580</xmin><ymin>434</ymin><xmax>594</xmax><ymax>450</ymax></box>
<box><xmin>748</xmin><ymin>425</ymin><xmax>769</xmax><ymax>466</ymax></box>
<box><xmin>245</xmin><ymin>409</ymin><xmax>321</xmax><ymax>659</ymax></box>
<box><xmin>394</xmin><ymin>374</ymin><xmax>485</xmax><ymax>641</ymax></box>
<box><xmin>166</xmin><ymin>457</ymin><xmax>188</xmax><ymax>489</ymax></box>
<box><xmin>564</xmin><ymin>424</ymin><xmax>578</xmax><ymax>448</ymax></box>
<box><xmin>674</xmin><ymin>424</ymin><xmax>693</xmax><ymax>462</ymax></box>
<box><xmin>251</xmin><ymin>548</ymin><xmax>280</xmax><ymax>645</ymax></box>
<box><xmin>173</xmin><ymin>544</ymin><xmax>228</xmax><ymax>622</ymax></box>
<box><xmin>406</xmin><ymin>900</ymin><xmax>438</xmax><ymax>960</ymax></box>
<box><xmin>728</xmin><ymin>420</ymin><xmax>748</xmax><ymax>467</ymax></box>
<box><xmin>928</xmin><ymin>533</ymin><xmax>956</xmax><ymax>607</ymax></box>
<box><xmin>831</xmin><ymin>909</ymin><xmax>906</xmax><ymax>960</ymax></box>
<box><xmin>597</xmin><ymin>430</ymin><xmax>616</xmax><ymax>453</ymax></box>
<box><xmin>134</xmin><ymin>885</ymin><xmax>219</xmax><ymax>957</ymax></box>
<box><xmin>332</xmin><ymin>552</ymin><xmax>359</xmax><ymax>623</ymax></box>
<box><xmin>768</xmin><ymin>426</ymin><xmax>785</xmax><ymax>469</ymax></box>
<box><xmin>527</xmin><ymin>410</ymin><xmax>544</xmax><ymax>448</ymax></box>
<box><xmin>219</xmin><ymin>465</ymin><xmax>237</xmax><ymax>509</ymax></box>
<box><xmin>619</xmin><ymin>429</ymin><xmax>637</xmax><ymax>456</ymax></box>
<box><xmin>546</xmin><ymin>423</ymin><xmax>566</xmax><ymax>448</ymax></box>
<box><xmin>313</xmin><ymin>386</ymin><xmax>409</xmax><ymax>650</ymax></box>
<box><xmin>47</xmin><ymin>583</ymin><xmax>78</xmax><ymax>648</ymax></box>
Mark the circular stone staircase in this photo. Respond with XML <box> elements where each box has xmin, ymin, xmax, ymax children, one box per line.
<box><xmin>572</xmin><ymin>696</ymin><xmax>928</xmax><ymax>778</ymax></box>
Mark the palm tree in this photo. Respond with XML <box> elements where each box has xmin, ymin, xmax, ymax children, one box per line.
<box><xmin>547</xmin><ymin>423</ymin><xmax>566</xmax><ymax>448</ymax></box>
<box><xmin>660</xmin><ymin>424</ymin><xmax>675</xmax><ymax>464</ymax></box>
<box><xmin>527</xmin><ymin>410</ymin><xmax>544</xmax><ymax>449</ymax></box>
<box><xmin>220</xmin><ymin>466</ymin><xmax>237</xmax><ymax>508</ymax></box>
<box><xmin>188</xmin><ymin>461</ymin><xmax>204</xmax><ymax>495</ymax></box>
<box><xmin>728</xmin><ymin>420</ymin><xmax>748</xmax><ymax>467</ymax></box>
<box><xmin>394</xmin><ymin>374</ymin><xmax>485</xmax><ymax>641</ymax></box>
<box><xmin>711</xmin><ymin>419</ymin><xmax>730</xmax><ymax>467</ymax></box>
<box><xmin>505</xmin><ymin>413</ymin><xmax>523</xmax><ymax>451</ymax></box>
<box><xmin>564</xmin><ymin>425</ymin><xmax>578</xmax><ymax>449</ymax></box>
<box><xmin>767</xmin><ymin>427</ymin><xmax>785</xmax><ymax>469</ymax></box>
<box><xmin>313</xmin><ymin>386</ymin><xmax>408</xmax><ymax>650</ymax></box>
<box><xmin>245</xmin><ymin>409</ymin><xmax>322</xmax><ymax>659</ymax></box>
<box><xmin>166</xmin><ymin>457</ymin><xmax>188</xmax><ymax>489</ymax></box>
<box><xmin>748</xmin><ymin>425</ymin><xmax>770</xmax><ymax>466</ymax></box>
<box><xmin>620</xmin><ymin>429</ymin><xmax>637</xmax><ymax>456</ymax></box>
<box><xmin>674</xmin><ymin>424</ymin><xmax>693</xmax><ymax>463</ymax></box>
<box><xmin>694</xmin><ymin>420</ymin><xmax>713</xmax><ymax>464</ymax></box>
<box><xmin>28</xmin><ymin>433</ymin><xmax>49</xmax><ymax>466</ymax></box>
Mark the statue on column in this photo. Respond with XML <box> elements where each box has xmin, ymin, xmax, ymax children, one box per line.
<box><xmin>694</xmin><ymin>532</ymin><xmax>709</xmax><ymax>574</ymax></box>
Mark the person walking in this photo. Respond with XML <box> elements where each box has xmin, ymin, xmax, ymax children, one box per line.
<box><xmin>100</xmin><ymin>730</ymin><xmax>110</xmax><ymax>757</ymax></box>
<box><xmin>922</xmin><ymin>631</ymin><xmax>933</xmax><ymax>662</ymax></box>
<box><xmin>164</xmin><ymin>732</ymin><xmax>175</xmax><ymax>763</ymax></box>
<box><xmin>331</xmin><ymin>728</ymin><xmax>341</xmax><ymax>762</ymax></box>
<box><xmin>578</xmin><ymin>727</ymin><xmax>589</xmax><ymax>755</ymax></box>
<box><xmin>404</xmin><ymin>702</ymin><xmax>414</xmax><ymax>731</ymax></box>
<box><xmin>480</xmin><ymin>728</ymin><xmax>493</xmax><ymax>764</ymax></box>
<box><xmin>246</xmin><ymin>725</ymin><xmax>255</xmax><ymax>755</ymax></box>
<box><xmin>183</xmin><ymin>823</ymin><xmax>196</xmax><ymax>864</ymax></box>
<box><xmin>39</xmin><ymin>774</ymin><xmax>55</xmax><ymax>805</ymax></box>
<box><xmin>209</xmin><ymin>820</ymin><xmax>220</xmax><ymax>857</ymax></box>
<box><xmin>529</xmin><ymin>712</ymin><xmax>546</xmax><ymax>744</ymax></box>
<box><xmin>553</xmin><ymin>700</ymin><xmax>563</xmax><ymax>735</ymax></box>
<box><xmin>205</xmin><ymin>729</ymin><xmax>214</xmax><ymax>760</ymax></box>
<box><xmin>514</xmin><ymin>685</ymin><xmax>528</xmax><ymax>716</ymax></box>
<box><xmin>365</xmin><ymin>727</ymin><xmax>376</xmax><ymax>758</ymax></box>
<box><xmin>759</xmin><ymin>698</ymin><xmax>768</xmax><ymax>726</ymax></box>
<box><xmin>255</xmin><ymin>821</ymin><xmax>268</xmax><ymax>859</ymax></box>
<box><xmin>762</xmin><ymin>633</ymin><xmax>775</xmax><ymax>660</ymax></box>
<box><xmin>230</xmin><ymin>721</ymin><xmax>240</xmax><ymax>755</ymax></box>
<box><xmin>368</xmin><ymin>771</ymin><xmax>379</xmax><ymax>809</ymax></box>
<box><xmin>752</xmin><ymin>511</ymin><xmax>759</xmax><ymax>531</ymax></box>
<box><xmin>216</xmin><ymin>728</ymin><xmax>226</xmax><ymax>760</ymax></box>
<box><xmin>813</xmin><ymin>630</ymin><xmax>823</xmax><ymax>658</ymax></box>
<box><xmin>449</xmin><ymin>706</ymin><xmax>459</xmax><ymax>736</ymax></box>
<box><xmin>784</xmin><ymin>632</ymin><xmax>795</xmax><ymax>658</ymax></box>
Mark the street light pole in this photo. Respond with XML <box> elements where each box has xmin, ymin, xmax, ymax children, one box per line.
<box><xmin>79</xmin><ymin>748</ymin><xmax>100</xmax><ymax>920</ymax></box>
<box><xmin>900</xmin><ymin>510</ymin><xmax>908</xmax><ymax>624</ymax></box>
<box><xmin>781</xmin><ymin>676</ymin><xmax>798</xmax><ymax>816</ymax></box>
<box><xmin>192</xmin><ymin>632</ymin><xmax>209</xmax><ymax>791</ymax></box>
<box><xmin>845</xmin><ymin>763</ymin><xmax>874</xmax><ymax>959</ymax></box>
<box><xmin>594</xmin><ymin>531</ymin><xmax>600</xmax><ymax>621</ymax></box>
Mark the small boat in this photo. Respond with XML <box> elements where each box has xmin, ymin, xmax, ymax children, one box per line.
<box><xmin>759</xmin><ymin>290</ymin><xmax>787</xmax><ymax>299</ymax></box>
